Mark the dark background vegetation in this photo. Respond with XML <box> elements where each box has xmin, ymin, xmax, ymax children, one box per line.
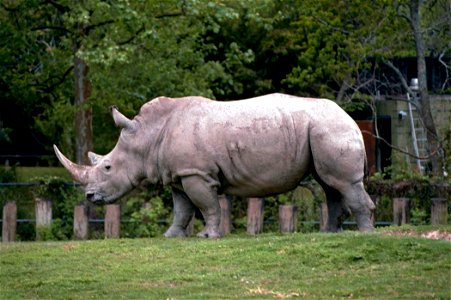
<box><xmin>0</xmin><ymin>1</ymin><xmax>449</xmax><ymax>240</ymax></box>
<box><xmin>1</xmin><ymin>0</ymin><xmax>449</xmax><ymax>163</ymax></box>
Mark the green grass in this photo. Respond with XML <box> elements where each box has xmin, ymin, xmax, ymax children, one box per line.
<box><xmin>15</xmin><ymin>167</ymin><xmax>71</xmax><ymax>181</ymax></box>
<box><xmin>1</xmin><ymin>228</ymin><xmax>450</xmax><ymax>299</ymax></box>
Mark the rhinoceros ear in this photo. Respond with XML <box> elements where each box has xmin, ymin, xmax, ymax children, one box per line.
<box><xmin>111</xmin><ymin>106</ymin><xmax>137</xmax><ymax>132</ymax></box>
<box><xmin>87</xmin><ymin>151</ymin><xmax>103</xmax><ymax>166</ymax></box>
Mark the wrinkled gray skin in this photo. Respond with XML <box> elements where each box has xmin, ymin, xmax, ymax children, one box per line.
<box><xmin>54</xmin><ymin>93</ymin><xmax>375</xmax><ymax>238</ymax></box>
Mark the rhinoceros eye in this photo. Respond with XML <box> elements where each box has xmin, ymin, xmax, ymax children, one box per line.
<box><xmin>103</xmin><ymin>159</ymin><xmax>112</xmax><ymax>172</ymax></box>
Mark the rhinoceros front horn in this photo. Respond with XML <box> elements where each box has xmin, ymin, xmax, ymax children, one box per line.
<box><xmin>53</xmin><ymin>145</ymin><xmax>90</xmax><ymax>184</ymax></box>
<box><xmin>111</xmin><ymin>106</ymin><xmax>137</xmax><ymax>132</ymax></box>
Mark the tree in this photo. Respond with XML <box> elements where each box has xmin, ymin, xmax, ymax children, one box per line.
<box><xmin>387</xmin><ymin>0</ymin><xmax>449</xmax><ymax>176</ymax></box>
<box><xmin>0</xmin><ymin>1</ymin><xmax>75</xmax><ymax>160</ymax></box>
<box><xmin>35</xmin><ymin>1</ymin><xmax>189</xmax><ymax>164</ymax></box>
<box><xmin>0</xmin><ymin>1</ymin><xmax>237</xmax><ymax>159</ymax></box>
<box><xmin>285</xmin><ymin>0</ymin><xmax>392</xmax><ymax>101</ymax></box>
<box><xmin>285</xmin><ymin>0</ymin><xmax>449</xmax><ymax>176</ymax></box>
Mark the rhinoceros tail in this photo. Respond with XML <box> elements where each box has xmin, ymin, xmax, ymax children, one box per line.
<box><xmin>363</xmin><ymin>153</ymin><xmax>369</xmax><ymax>179</ymax></box>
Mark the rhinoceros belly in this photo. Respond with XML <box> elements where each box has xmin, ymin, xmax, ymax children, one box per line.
<box><xmin>165</xmin><ymin>96</ymin><xmax>314</xmax><ymax>197</ymax></box>
<box><xmin>216</xmin><ymin>123</ymin><xmax>311</xmax><ymax>197</ymax></box>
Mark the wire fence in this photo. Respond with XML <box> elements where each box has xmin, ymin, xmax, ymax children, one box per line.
<box><xmin>1</xmin><ymin>181</ymin><xmax>447</xmax><ymax>242</ymax></box>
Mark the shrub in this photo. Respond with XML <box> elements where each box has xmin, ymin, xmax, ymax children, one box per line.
<box><xmin>29</xmin><ymin>176</ymin><xmax>84</xmax><ymax>240</ymax></box>
<box><xmin>121</xmin><ymin>184</ymin><xmax>172</xmax><ymax>238</ymax></box>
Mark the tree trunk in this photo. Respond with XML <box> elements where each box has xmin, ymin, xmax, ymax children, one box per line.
<box><xmin>409</xmin><ymin>0</ymin><xmax>442</xmax><ymax>175</ymax></box>
<box><xmin>73</xmin><ymin>55</ymin><xmax>93</xmax><ymax>165</ymax></box>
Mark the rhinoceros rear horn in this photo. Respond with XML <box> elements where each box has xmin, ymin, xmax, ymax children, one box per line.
<box><xmin>53</xmin><ymin>145</ymin><xmax>90</xmax><ymax>184</ymax></box>
<box><xmin>111</xmin><ymin>106</ymin><xmax>137</xmax><ymax>132</ymax></box>
<box><xmin>87</xmin><ymin>151</ymin><xmax>103</xmax><ymax>166</ymax></box>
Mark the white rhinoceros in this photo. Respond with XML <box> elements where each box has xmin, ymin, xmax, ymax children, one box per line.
<box><xmin>54</xmin><ymin>93</ymin><xmax>375</xmax><ymax>237</ymax></box>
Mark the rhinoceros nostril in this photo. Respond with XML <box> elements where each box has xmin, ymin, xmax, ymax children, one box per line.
<box><xmin>86</xmin><ymin>193</ymin><xmax>95</xmax><ymax>201</ymax></box>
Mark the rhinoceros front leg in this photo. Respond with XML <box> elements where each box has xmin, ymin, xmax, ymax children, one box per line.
<box><xmin>164</xmin><ymin>188</ymin><xmax>195</xmax><ymax>237</ymax></box>
<box><xmin>181</xmin><ymin>175</ymin><xmax>221</xmax><ymax>238</ymax></box>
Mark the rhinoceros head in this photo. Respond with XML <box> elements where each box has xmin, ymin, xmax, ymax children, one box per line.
<box><xmin>54</xmin><ymin>107</ymin><xmax>143</xmax><ymax>204</ymax></box>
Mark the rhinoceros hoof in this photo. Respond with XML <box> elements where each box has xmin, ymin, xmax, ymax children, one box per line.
<box><xmin>197</xmin><ymin>228</ymin><xmax>221</xmax><ymax>239</ymax></box>
<box><xmin>358</xmin><ymin>224</ymin><xmax>374</xmax><ymax>232</ymax></box>
<box><xmin>163</xmin><ymin>226</ymin><xmax>187</xmax><ymax>238</ymax></box>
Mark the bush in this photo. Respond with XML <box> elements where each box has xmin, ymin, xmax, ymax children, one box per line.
<box><xmin>30</xmin><ymin>176</ymin><xmax>84</xmax><ymax>240</ymax></box>
<box><xmin>367</xmin><ymin>166</ymin><xmax>449</xmax><ymax>226</ymax></box>
<box><xmin>121</xmin><ymin>184</ymin><xmax>172</xmax><ymax>238</ymax></box>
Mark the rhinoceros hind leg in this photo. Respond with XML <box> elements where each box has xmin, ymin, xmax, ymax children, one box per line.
<box><xmin>164</xmin><ymin>188</ymin><xmax>195</xmax><ymax>238</ymax></box>
<box><xmin>313</xmin><ymin>172</ymin><xmax>374</xmax><ymax>232</ymax></box>
<box><xmin>181</xmin><ymin>175</ymin><xmax>222</xmax><ymax>239</ymax></box>
<box><xmin>340</xmin><ymin>182</ymin><xmax>375</xmax><ymax>232</ymax></box>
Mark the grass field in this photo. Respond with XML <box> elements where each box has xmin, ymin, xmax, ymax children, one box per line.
<box><xmin>1</xmin><ymin>227</ymin><xmax>450</xmax><ymax>299</ymax></box>
<box><xmin>15</xmin><ymin>167</ymin><xmax>71</xmax><ymax>181</ymax></box>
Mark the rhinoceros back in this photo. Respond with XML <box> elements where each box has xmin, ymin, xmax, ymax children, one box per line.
<box><xmin>158</xmin><ymin>94</ymin><xmax>332</xmax><ymax>197</ymax></box>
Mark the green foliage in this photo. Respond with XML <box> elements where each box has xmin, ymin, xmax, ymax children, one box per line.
<box><xmin>367</xmin><ymin>159</ymin><xmax>449</xmax><ymax>226</ymax></box>
<box><xmin>1</xmin><ymin>0</ymin><xmax>449</xmax><ymax>158</ymax></box>
<box><xmin>1</xmin><ymin>1</ymin><xmax>449</xmax><ymax>239</ymax></box>
<box><xmin>36</xmin><ymin>220</ymin><xmax>68</xmax><ymax>241</ymax></box>
<box><xmin>411</xmin><ymin>207</ymin><xmax>429</xmax><ymax>226</ymax></box>
<box><xmin>284</xmin><ymin>0</ymin><xmax>392</xmax><ymax>98</ymax></box>
<box><xmin>0</xmin><ymin>230</ymin><xmax>450</xmax><ymax>299</ymax></box>
<box><xmin>0</xmin><ymin>165</ymin><xmax>17</xmax><ymax>183</ymax></box>
<box><xmin>0</xmin><ymin>165</ymin><xmax>28</xmax><ymax>210</ymax></box>
<box><xmin>29</xmin><ymin>176</ymin><xmax>84</xmax><ymax>240</ymax></box>
<box><xmin>122</xmin><ymin>193</ymin><xmax>168</xmax><ymax>238</ymax></box>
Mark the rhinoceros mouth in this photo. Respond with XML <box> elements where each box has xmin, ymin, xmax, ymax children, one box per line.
<box><xmin>86</xmin><ymin>192</ymin><xmax>112</xmax><ymax>204</ymax></box>
<box><xmin>86</xmin><ymin>191</ymin><xmax>118</xmax><ymax>205</ymax></box>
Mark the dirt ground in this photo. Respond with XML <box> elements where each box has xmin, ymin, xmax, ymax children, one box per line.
<box><xmin>382</xmin><ymin>230</ymin><xmax>451</xmax><ymax>241</ymax></box>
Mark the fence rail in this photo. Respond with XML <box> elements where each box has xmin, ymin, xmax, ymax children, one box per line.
<box><xmin>0</xmin><ymin>218</ymin><xmax>394</xmax><ymax>225</ymax></box>
<box><xmin>1</xmin><ymin>195</ymin><xmax>447</xmax><ymax>243</ymax></box>
<box><xmin>0</xmin><ymin>182</ymin><xmax>79</xmax><ymax>187</ymax></box>
<box><xmin>1</xmin><ymin>181</ymin><xmax>448</xmax><ymax>242</ymax></box>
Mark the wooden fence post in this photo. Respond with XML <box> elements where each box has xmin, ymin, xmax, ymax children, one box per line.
<box><xmin>393</xmin><ymin>197</ymin><xmax>410</xmax><ymax>226</ymax></box>
<box><xmin>370</xmin><ymin>195</ymin><xmax>379</xmax><ymax>226</ymax></box>
<box><xmin>105</xmin><ymin>204</ymin><xmax>120</xmax><ymax>238</ymax></box>
<box><xmin>219</xmin><ymin>195</ymin><xmax>232</xmax><ymax>236</ymax></box>
<box><xmin>35</xmin><ymin>198</ymin><xmax>52</xmax><ymax>240</ymax></box>
<box><xmin>279</xmin><ymin>204</ymin><xmax>298</xmax><ymax>233</ymax></box>
<box><xmin>319</xmin><ymin>202</ymin><xmax>328</xmax><ymax>232</ymax></box>
<box><xmin>247</xmin><ymin>198</ymin><xmax>264</xmax><ymax>235</ymax></box>
<box><xmin>431</xmin><ymin>198</ymin><xmax>448</xmax><ymax>225</ymax></box>
<box><xmin>2</xmin><ymin>201</ymin><xmax>17</xmax><ymax>243</ymax></box>
<box><xmin>74</xmin><ymin>203</ymin><xmax>89</xmax><ymax>240</ymax></box>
